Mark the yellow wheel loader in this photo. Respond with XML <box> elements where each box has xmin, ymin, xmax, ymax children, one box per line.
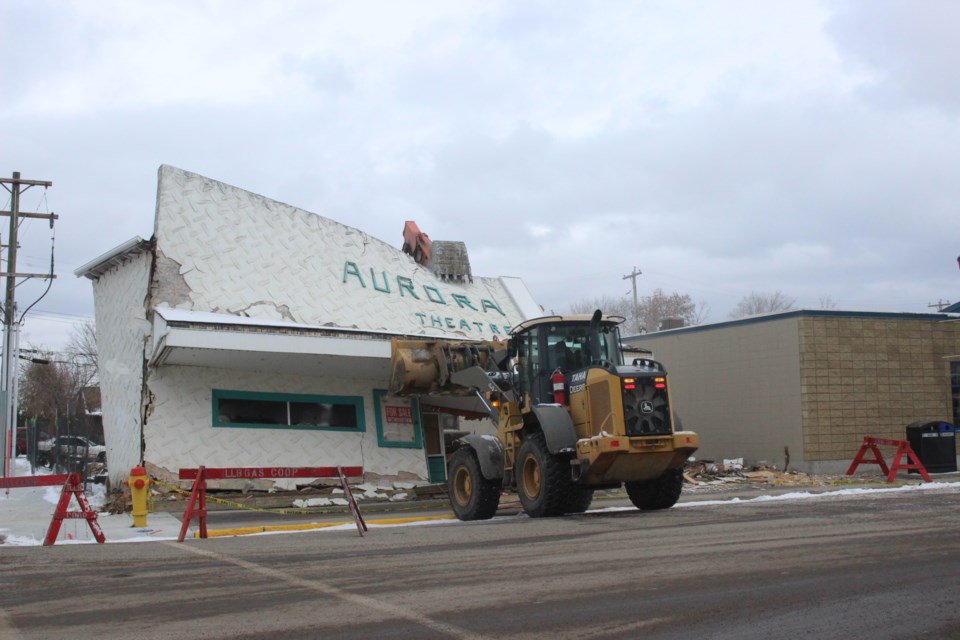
<box><xmin>389</xmin><ymin>310</ymin><xmax>698</xmax><ymax>520</ymax></box>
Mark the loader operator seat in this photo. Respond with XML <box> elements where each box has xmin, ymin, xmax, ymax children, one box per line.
<box><xmin>550</xmin><ymin>338</ymin><xmax>573</xmax><ymax>371</ymax></box>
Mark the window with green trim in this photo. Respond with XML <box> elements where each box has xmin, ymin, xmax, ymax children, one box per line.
<box><xmin>373</xmin><ymin>389</ymin><xmax>423</xmax><ymax>448</ymax></box>
<box><xmin>212</xmin><ymin>389</ymin><xmax>366</xmax><ymax>432</ymax></box>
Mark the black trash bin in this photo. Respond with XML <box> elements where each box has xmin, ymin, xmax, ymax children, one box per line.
<box><xmin>905</xmin><ymin>420</ymin><xmax>957</xmax><ymax>473</ymax></box>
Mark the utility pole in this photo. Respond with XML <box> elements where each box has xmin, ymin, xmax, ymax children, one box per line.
<box><xmin>927</xmin><ymin>300</ymin><xmax>951</xmax><ymax>312</ymax></box>
<box><xmin>622</xmin><ymin>266</ymin><xmax>642</xmax><ymax>333</ymax></box>
<box><xmin>0</xmin><ymin>172</ymin><xmax>57</xmax><ymax>479</ymax></box>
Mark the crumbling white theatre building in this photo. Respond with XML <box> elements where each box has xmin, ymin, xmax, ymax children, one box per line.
<box><xmin>76</xmin><ymin>166</ymin><xmax>541</xmax><ymax>489</ymax></box>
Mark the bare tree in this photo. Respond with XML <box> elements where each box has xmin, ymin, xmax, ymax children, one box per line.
<box><xmin>637</xmin><ymin>289</ymin><xmax>701</xmax><ymax>332</ymax></box>
<box><xmin>729</xmin><ymin>291</ymin><xmax>797</xmax><ymax>319</ymax></box>
<box><xmin>570</xmin><ymin>295</ymin><xmax>633</xmax><ymax>321</ymax></box>
<box><xmin>819</xmin><ymin>295</ymin><xmax>838</xmax><ymax>310</ymax></box>
<box><xmin>692</xmin><ymin>300</ymin><xmax>711</xmax><ymax>325</ymax></box>
<box><xmin>19</xmin><ymin>351</ymin><xmax>85</xmax><ymax>421</ymax></box>
<box><xmin>64</xmin><ymin>319</ymin><xmax>98</xmax><ymax>389</ymax></box>
<box><xmin>570</xmin><ymin>290</ymin><xmax>707</xmax><ymax>333</ymax></box>
<box><xmin>20</xmin><ymin>320</ymin><xmax>99</xmax><ymax>438</ymax></box>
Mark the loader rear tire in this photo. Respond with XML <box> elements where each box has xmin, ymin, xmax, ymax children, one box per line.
<box><xmin>516</xmin><ymin>432</ymin><xmax>571</xmax><ymax>517</ymax></box>
<box><xmin>625</xmin><ymin>468</ymin><xmax>683</xmax><ymax>511</ymax></box>
<box><xmin>448</xmin><ymin>447</ymin><xmax>501</xmax><ymax>521</ymax></box>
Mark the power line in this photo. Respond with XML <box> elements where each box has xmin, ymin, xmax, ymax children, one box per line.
<box><xmin>29</xmin><ymin>310</ymin><xmax>94</xmax><ymax>323</ymax></box>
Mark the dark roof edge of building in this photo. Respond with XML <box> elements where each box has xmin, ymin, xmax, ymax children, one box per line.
<box><xmin>623</xmin><ymin>308</ymin><xmax>960</xmax><ymax>341</ymax></box>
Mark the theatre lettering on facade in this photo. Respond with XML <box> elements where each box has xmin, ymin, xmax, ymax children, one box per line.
<box><xmin>76</xmin><ymin>165</ymin><xmax>541</xmax><ymax>489</ymax></box>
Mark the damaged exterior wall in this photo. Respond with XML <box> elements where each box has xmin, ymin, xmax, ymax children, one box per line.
<box><xmin>91</xmin><ymin>251</ymin><xmax>153</xmax><ymax>483</ymax></box>
<box><xmin>145</xmin><ymin>366</ymin><xmax>426</xmax><ymax>479</ymax></box>
<box><xmin>85</xmin><ymin>165</ymin><xmax>540</xmax><ymax>487</ymax></box>
<box><xmin>151</xmin><ymin>165</ymin><xmax>528</xmax><ymax>337</ymax></box>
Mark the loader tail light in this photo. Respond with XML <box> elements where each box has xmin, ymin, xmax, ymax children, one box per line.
<box><xmin>655</xmin><ymin>377</ymin><xmax>666</xmax><ymax>389</ymax></box>
<box><xmin>623</xmin><ymin>377</ymin><xmax>636</xmax><ymax>390</ymax></box>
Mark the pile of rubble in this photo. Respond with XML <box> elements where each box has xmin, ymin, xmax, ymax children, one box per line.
<box><xmin>683</xmin><ymin>458</ymin><xmax>847</xmax><ymax>489</ymax></box>
<box><xmin>292</xmin><ymin>481</ymin><xmax>439</xmax><ymax>508</ymax></box>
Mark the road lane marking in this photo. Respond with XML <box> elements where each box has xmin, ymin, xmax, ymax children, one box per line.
<box><xmin>165</xmin><ymin>542</ymin><xmax>491</xmax><ymax>639</ymax></box>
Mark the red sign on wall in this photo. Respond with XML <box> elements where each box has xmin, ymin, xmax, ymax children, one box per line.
<box><xmin>385</xmin><ymin>405</ymin><xmax>413</xmax><ymax>424</ymax></box>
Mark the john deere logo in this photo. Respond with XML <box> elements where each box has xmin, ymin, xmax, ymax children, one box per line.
<box><xmin>640</xmin><ymin>400</ymin><xmax>654</xmax><ymax>414</ymax></box>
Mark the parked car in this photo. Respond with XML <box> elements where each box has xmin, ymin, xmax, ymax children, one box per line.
<box><xmin>15</xmin><ymin>427</ymin><xmax>52</xmax><ymax>455</ymax></box>
<box><xmin>37</xmin><ymin>435</ymin><xmax>106</xmax><ymax>466</ymax></box>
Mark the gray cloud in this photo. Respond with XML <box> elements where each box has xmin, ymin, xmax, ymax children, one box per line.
<box><xmin>2</xmin><ymin>0</ymin><xmax>957</xmax><ymax>348</ymax></box>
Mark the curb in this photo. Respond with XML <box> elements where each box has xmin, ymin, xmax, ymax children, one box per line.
<box><xmin>199</xmin><ymin>513</ymin><xmax>457</xmax><ymax>538</ymax></box>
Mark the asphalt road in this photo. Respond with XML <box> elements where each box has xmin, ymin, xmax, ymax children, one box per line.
<box><xmin>2</xmin><ymin>486</ymin><xmax>959</xmax><ymax>640</ymax></box>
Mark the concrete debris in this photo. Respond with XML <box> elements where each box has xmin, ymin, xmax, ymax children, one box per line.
<box><xmin>686</xmin><ymin>459</ymin><xmax>789</xmax><ymax>485</ymax></box>
<box><xmin>429</xmin><ymin>240</ymin><xmax>473</xmax><ymax>284</ymax></box>
<box><xmin>293</xmin><ymin>497</ymin><xmax>334</xmax><ymax>508</ymax></box>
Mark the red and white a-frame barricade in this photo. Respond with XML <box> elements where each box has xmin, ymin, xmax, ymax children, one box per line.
<box><xmin>0</xmin><ymin>473</ymin><xmax>105</xmax><ymax>545</ymax></box>
<box><xmin>177</xmin><ymin>465</ymin><xmax>366</xmax><ymax>542</ymax></box>
<box><xmin>846</xmin><ymin>436</ymin><xmax>931</xmax><ymax>482</ymax></box>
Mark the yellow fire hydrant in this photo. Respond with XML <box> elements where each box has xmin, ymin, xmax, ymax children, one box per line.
<box><xmin>125</xmin><ymin>466</ymin><xmax>151</xmax><ymax>528</ymax></box>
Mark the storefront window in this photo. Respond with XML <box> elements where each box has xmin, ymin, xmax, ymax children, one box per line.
<box><xmin>373</xmin><ymin>389</ymin><xmax>423</xmax><ymax>448</ymax></box>
<box><xmin>213</xmin><ymin>390</ymin><xmax>364</xmax><ymax>431</ymax></box>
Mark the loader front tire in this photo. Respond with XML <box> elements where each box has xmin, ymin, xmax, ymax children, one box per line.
<box><xmin>448</xmin><ymin>447</ymin><xmax>501</xmax><ymax>521</ymax></box>
<box><xmin>625</xmin><ymin>468</ymin><xmax>683</xmax><ymax>511</ymax></box>
<box><xmin>562</xmin><ymin>486</ymin><xmax>594</xmax><ymax>514</ymax></box>
<box><xmin>516</xmin><ymin>432</ymin><xmax>571</xmax><ymax>517</ymax></box>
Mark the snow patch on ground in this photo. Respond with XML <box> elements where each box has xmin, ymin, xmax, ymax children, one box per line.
<box><xmin>593</xmin><ymin>481</ymin><xmax>960</xmax><ymax>513</ymax></box>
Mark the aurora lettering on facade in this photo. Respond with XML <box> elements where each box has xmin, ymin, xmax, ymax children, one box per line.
<box><xmin>342</xmin><ymin>261</ymin><xmax>513</xmax><ymax>335</ymax></box>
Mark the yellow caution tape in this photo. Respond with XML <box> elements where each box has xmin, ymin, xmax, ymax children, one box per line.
<box><xmin>147</xmin><ymin>478</ymin><xmax>461</xmax><ymax>539</ymax></box>
<box><xmin>150</xmin><ymin>478</ymin><xmax>359</xmax><ymax>515</ymax></box>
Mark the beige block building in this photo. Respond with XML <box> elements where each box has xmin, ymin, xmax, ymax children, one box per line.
<box><xmin>623</xmin><ymin>311</ymin><xmax>960</xmax><ymax>474</ymax></box>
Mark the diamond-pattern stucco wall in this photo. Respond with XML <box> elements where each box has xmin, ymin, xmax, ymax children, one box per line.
<box><xmin>85</xmin><ymin>166</ymin><xmax>539</xmax><ymax>485</ymax></box>
<box><xmin>152</xmin><ymin>165</ymin><xmax>527</xmax><ymax>339</ymax></box>
<box><xmin>140</xmin><ymin>166</ymin><xmax>533</xmax><ymax>482</ymax></box>
<box><xmin>146</xmin><ymin>365</ymin><xmax>427</xmax><ymax>488</ymax></box>
<box><xmin>92</xmin><ymin>251</ymin><xmax>152</xmax><ymax>486</ymax></box>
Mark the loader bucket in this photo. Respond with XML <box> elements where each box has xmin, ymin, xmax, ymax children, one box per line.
<box><xmin>389</xmin><ymin>338</ymin><xmax>508</xmax><ymax>396</ymax></box>
<box><xmin>389</xmin><ymin>340</ymin><xmax>444</xmax><ymax>395</ymax></box>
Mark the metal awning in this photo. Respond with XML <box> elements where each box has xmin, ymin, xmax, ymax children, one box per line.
<box><xmin>149</xmin><ymin>308</ymin><xmax>393</xmax><ymax>379</ymax></box>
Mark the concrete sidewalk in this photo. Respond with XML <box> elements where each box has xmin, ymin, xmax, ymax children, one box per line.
<box><xmin>0</xmin><ymin>478</ymin><xmax>187</xmax><ymax>546</ymax></box>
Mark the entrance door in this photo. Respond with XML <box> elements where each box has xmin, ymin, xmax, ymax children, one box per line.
<box><xmin>421</xmin><ymin>413</ymin><xmax>446</xmax><ymax>483</ymax></box>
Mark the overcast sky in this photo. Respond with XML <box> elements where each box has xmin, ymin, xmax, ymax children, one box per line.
<box><xmin>2</xmin><ymin>0</ymin><xmax>958</xmax><ymax>351</ymax></box>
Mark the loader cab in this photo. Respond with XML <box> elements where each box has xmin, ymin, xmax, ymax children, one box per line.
<box><xmin>511</xmin><ymin>313</ymin><xmax>625</xmax><ymax>405</ymax></box>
